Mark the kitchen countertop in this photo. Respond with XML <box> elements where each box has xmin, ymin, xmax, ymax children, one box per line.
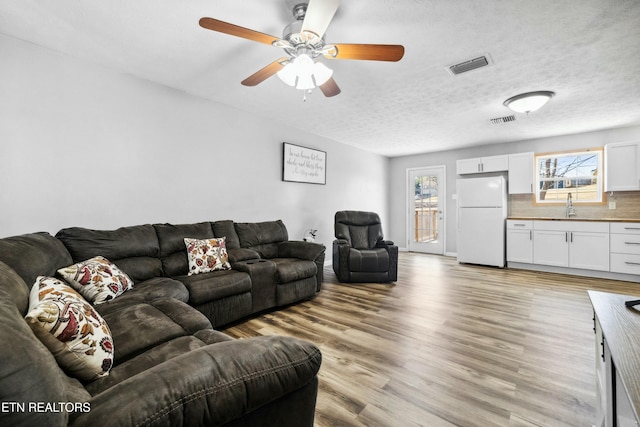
<box><xmin>589</xmin><ymin>290</ymin><xmax>640</xmax><ymax>424</ymax></box>
<box><xmin>508</xmin><ymin>217</ymin><xmax>640</xmax><ymax>223</ymax></box>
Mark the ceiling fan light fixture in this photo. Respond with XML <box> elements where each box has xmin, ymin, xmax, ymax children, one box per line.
<box><xmin>312</xmin><ymin>61</ymin><xmax>333</xmax><ymax>86</ymax></box>
<box><xmin>504</xmin><ymin>91</ymin><xmax>555</xmax><ymax>114</ymax></box>
<box><xmin>277</xmin><ymin>54</ymin><xmax>333</xmax><ymax>90</ymax></box>
<box><xmin>276</xmin><ymin>63</ymin><xmax>297</xmax><ymax>86</ymax></box>
<box><xmin>296</xmin><ymin>73</ymin><xmax>315</xmax><ymax>90</ymax></box>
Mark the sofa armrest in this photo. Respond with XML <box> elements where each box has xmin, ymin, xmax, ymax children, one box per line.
<box><xmin>70</xmin><ymin>336</ymin><xmax>321</xmax><ymax>427</ymax></box>
<box><xmin>228</xmin><ymin>248</ymin><xmax>261</xmax><ymax>263</ymax></box>
<box><xmin>277</xmin><ymin>241</ymin><xmax>325</xmax><ymax>262</ymax></box>
<box><xmin>332</xmin><ymin>240</ymin><xmax>351</xmax><ymax>282</ymax></box>
<box><xmin>334</xmin><ymin>239</ymin><xmax>350</xmax><ymax>246</ymax></box>
<box><xmin>376</xmin><ymin>240</ymin><xmax>396</xmax><ymax>248</ymax></box>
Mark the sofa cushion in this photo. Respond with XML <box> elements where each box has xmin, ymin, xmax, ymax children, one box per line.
<box><xmin>85</xmin><ymin>331</ymin><xmax>232</xmax><ymax>396</ymax></box>
<box><xmin>26</xmin><ymin>276</ymin><xmax>114</xmax><ymax>381</ymax></box>
<box><xmin>0</xmin><ymin>263</ymin><xmax>71</xmax><ymax>426</ymax></box>
<box><xmin>99</xmin><ymin>298</ymin><xmax>211</xmax><ymax>364</ymax></box>
<box><xmin>177</xmin><ymin>270</ymin><xmax>251</xmax><ymax>305</ymax></box>
<box><xmin>0</xmin><ymin>232</ymin><xmax>73</xmax><ymax>299</ymax></box>
<box><xmin>0</xmin><ymin>260</ymin><xmax>30</xmax><ymax>315</ymax></box>
<box><xmin>71</xmin><ymin>336</ymin><xmax>321</xmax><ymax>427</ymax></box>
<box><xmin>235</xmin><ymin>220</ymin><xmax>289</xmax><ymax>247</ymax></box>
<box><xmin>185</xmin><ymin>237</ymin><xmax>231</xmax><ymax>275</ymax></box>
<box><xmin>93</xmin><ymin>277</ymin><xmax>190</xmax><ymax>317</ymax></box>
<box><xmin>235</xmin><ymin>220</ymin><xmax>289</xmax><ymax>259</ymax></box>
<box><xmin>56</xmin><ymin>225</ymin><xmax>162</xmax><ymax>282</ymax></box>
<box><xmin>348</xmin><ymin>247</ymin><xmax>389</xmax><ymax>272</ymax></box>
<box><xmin>212</xmin><ymin>219</ymin><xmax>241</xmax><ymax>249</ymax></box>
<box><xmin>271</xmin><ymin>258</ymin><xmax>318</xmax><ymax>284</ymax></box>
<box><xmin>58</xmin><ymin>256</ymin><xmax>134</xmax><ymax>305</ymax></box>
<box><xmin>154</xmin><ymin>222</ymin><xmax>215</xmax><ymax>277</ymax></box>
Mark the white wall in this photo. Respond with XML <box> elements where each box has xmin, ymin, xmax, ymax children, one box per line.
<box><xmin>0</xmin><ymin>34</ymin><xmax>389</xmax><ymax>252</ymax></box>
<box><xmin>389</xmin><ymin>125</ymin><xmax>640</xmax><ymax>254</ymax></box>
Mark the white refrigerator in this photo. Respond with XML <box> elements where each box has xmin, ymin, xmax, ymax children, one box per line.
<box><xmin>456</xmin><ymin>176</ymin><xmax>507</xmax><ymax>267</ymax></box>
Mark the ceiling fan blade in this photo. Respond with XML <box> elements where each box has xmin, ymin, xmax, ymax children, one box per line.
<box><xmin>199</xmin><ymin>17</ymin><xmax>279</xmax><ymax>46</ymax></box>
<box><xmin>319</xmin><ymin>77</ymin><xmax>341</xmax><ymax>97</ymax></box>
<box><xmin>301</xmin><ymin>0</ymin><xmax>340</xmax><ymax>39</ymax></box>
<box><xmin>241</xmin><ymin>58</ymin><xmax>289</xmax><ymax>86</ymax></box>
<box><xmin>325</xmin><ymin>43</ymin><xmax>405</xmax><ymax>62</ymax></box>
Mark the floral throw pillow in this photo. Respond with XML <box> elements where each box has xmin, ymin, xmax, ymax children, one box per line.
<box><xmin>184</xmin><ymin>237</ymin><xmax>231</xmax><ymax>276</ymax></box>
<box><xmin>58</xmin><ymin>256</ymin><xmax>133</xmax><ymax>305</ymax></box>
<box><xmin>25</xmin><ymin>276</ymin><xmax>114</xmax><ymax>381</ymax></box>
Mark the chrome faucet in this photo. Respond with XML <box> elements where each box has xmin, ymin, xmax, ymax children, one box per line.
<box><xmin>566</xmin><ymin>193</ymin><xmax>576</xmax><ymax>218</ymax></box>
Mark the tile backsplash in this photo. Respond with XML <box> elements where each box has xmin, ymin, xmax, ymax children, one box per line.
<box><xmin>509</xmin><ymin>191</ymin><xmax>640</xmax><ymax>220</ymax></box>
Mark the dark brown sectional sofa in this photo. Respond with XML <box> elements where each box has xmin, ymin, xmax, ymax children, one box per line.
<box><xmin>0</xmin><ymin>219</ymin><xmax>325</xmax><ymax>426</ymax></box>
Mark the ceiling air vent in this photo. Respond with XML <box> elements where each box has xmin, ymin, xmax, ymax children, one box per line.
<box><xmin>447</xmin><ymin>55</ymin><xmax>492</xmax><ymax>76</ymax></box>
<box><xmin>490</xmin><ymin>115</ymin><xmax>516</xmax><ymax>124</ymax></box>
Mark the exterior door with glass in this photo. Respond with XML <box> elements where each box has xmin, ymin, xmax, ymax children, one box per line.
<box><xmin>408</xmin><ymin>166</ymin><xmax>445</xmax><ymax>254</ymax></box>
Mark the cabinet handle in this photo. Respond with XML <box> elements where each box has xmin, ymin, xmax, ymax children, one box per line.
<box><xmin>514</xmin><ymin>223</ymin><xmax>526</xmax><ymax>227</ymax></box>
<box><xmin>570</xmin><ymin>232</ymin><xmax>573</xmax><ymax>243</ymax></box>
<box><xmin>565</xmin><ymin>232</ymin><xmax>568</xmax><ymax>242</ymax></box>
<box><xmin>529</xmin><ymin>230</ymin><xmax>532</xmax><ymax>240</ymax></box>
<box><xmin>624</xmin><ymin>227</ymin><xmax>640</xmax><ymax>230</ymax></box>
<box><xmin>624</xmin><ymin>242</ymin><xmax>640</xmax><ymax>245</ymax></box>
<box><xmin>625</xmin><ymin>261</ymin><xmax>640</xmax><ymax>266</ymax></box>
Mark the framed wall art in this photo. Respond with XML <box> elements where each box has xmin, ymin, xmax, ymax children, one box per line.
<box><xmin>282</xmin><ymin>142</ymin><xmax>326</xmax><ymax>185</ymax></box>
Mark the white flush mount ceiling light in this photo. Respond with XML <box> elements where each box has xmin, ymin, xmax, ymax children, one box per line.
<box><xmin>504</xmin><ymin>91</ymin><xmax>555</xmax><ymax>114</ymax></box>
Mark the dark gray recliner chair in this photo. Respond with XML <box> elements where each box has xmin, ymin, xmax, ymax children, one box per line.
<box><xmin>332</xmin><ymin>211</ymin><xmax>398</xmax><ymax>283</ymax></box>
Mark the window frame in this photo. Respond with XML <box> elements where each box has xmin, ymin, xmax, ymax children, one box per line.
<box><xmin>534</xmin><ymin>148</ymin><xmax>605</xmax><ymax>205</ymax></box>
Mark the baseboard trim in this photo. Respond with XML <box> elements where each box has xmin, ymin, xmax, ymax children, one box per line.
<box><xmin>508</xmin><ymin>262</ymin><xmax>640</xmax><ymax>283</ymax></box>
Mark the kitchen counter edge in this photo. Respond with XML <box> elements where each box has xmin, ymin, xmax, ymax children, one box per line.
<box><xmin>507</xmin><ymin>217</ymin><xmax>640</xmax><ymax>223</ymax></box>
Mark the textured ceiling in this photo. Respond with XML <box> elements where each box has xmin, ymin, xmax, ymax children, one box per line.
<box><xmin>1</xmin><ymin>0</ymin><xmax>640</xmax><ymax>157</ymax></box>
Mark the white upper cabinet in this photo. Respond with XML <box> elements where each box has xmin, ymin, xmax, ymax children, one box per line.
<box><xmin>457</xmin><ymin>154</ymin><xmax>508</xmax><ymax>174</ymax></box>
<box><xmin>508</xmin><ymin>152</ymin><xmax>534</xmax><ymax>194</ymax></box>
<box><xmin>605</xmin><ymin>141</ymin><xmax>640</xmax><ymax>191</ymax></box>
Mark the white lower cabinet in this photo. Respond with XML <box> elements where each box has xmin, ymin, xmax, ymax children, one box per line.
<box><xmin>610</xmin><ymin>222</ymin><xmax>640</xmax><ymax>275</ymax></box>
<box><xmin>569</xmin><ymin>231</ymin><xmax>610</xmax><ymax>271</ymax></box>
<box><xmin>506</xmin><ymin>220</ymin><xmax>533</xmax><ymax>263</ymax></box>
<box><xmin>507</xmin><ymin>219</ymin><xmax>640</xmax><ymax>280</ymax></box>
<box><xmin>532</xmin><ymin>221</ymin><xmax>610</xmax><ymax>271</ymax></box>
<box><xmin>532</xmin><ymin>230</ymin><xmax>569</xmax><ymax>267</ymax></box>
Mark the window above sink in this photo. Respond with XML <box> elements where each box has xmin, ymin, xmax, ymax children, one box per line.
<box><xmin>535</xmin><ymin>148</ymin><xmax>604</xmax><ymax>204</ymax></box>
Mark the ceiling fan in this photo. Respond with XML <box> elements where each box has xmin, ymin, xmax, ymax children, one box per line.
<box><xmin>199</xmin><ymin>0</ymin><xmax>405</xmax><ymax>97</ymax></box>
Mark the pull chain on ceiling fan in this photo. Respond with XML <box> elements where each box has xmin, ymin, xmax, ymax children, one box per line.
<box><xmin>199</xmin><ymin>0</ymin><xmax>405</xmax><ymax>98</ymax></box>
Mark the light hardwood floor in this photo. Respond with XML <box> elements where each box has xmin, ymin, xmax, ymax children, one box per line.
<box><xmin>223</xmin><ymin>253</ymin><xmax>640</xmax><ymax>427</ymax></box>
